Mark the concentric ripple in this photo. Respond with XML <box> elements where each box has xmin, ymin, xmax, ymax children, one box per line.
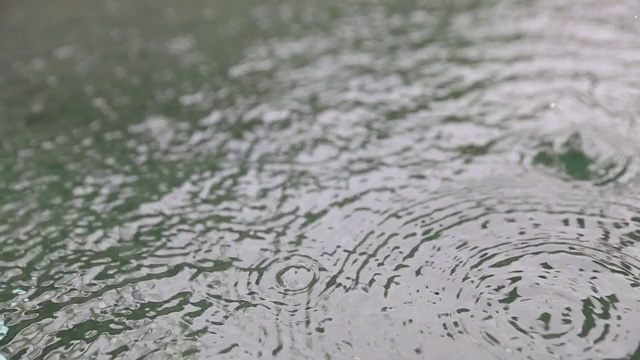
<box><xmin>302</xmin><ymin>177</ymin><xmax>640</xmax><ymax>359</ymax></box>
<box><xmin>419</xmin><ymin>184</ymin><xmax>640</xmax><ymax>359</ymax></box>
<box><xmin>433</xmin><ymin>236</ymin><xmax>640</xmax><ymax>359</ymax></box>
<box><xmin>494</xmin><ymin>117</ymin><xmax>640</xmax><ymax>187</ymax></box>
<box><xmin>233</xmin><ymin>253</ymin><xmax>328</xmax><ymax>313</ymax></box>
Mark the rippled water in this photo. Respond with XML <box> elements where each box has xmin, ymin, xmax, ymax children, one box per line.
<box><xmin>2</xmin><ymin>0</ymin><xmax>640</xmax><ymax>359</ymax></box>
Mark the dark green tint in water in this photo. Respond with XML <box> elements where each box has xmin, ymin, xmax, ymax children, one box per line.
<box><xmin>1</xmin><ymin>0</ymin><xmax>640</xmax><ymax>359</ymax></box>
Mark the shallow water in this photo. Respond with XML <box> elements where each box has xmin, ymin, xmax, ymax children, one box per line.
<box><xmin>1</xmin><ymin>0</ymin><xmax>640</xmax><ymax>359</ymax></box>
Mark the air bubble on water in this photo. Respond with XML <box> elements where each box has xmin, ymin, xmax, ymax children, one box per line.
<box><xmin>549</xmin><ymin>103</ymin><xmax>556</xmax><ymax>108</ymax></box>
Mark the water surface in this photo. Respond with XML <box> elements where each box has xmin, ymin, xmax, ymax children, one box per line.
<box><xmin>1</xmin><ymin>0</ymin><xmax>640</xmax><ymax>359</ymax></box>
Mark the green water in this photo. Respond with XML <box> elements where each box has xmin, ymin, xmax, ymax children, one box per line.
<box><xmin>2</xmin><ymin>0</ymin><xmax>640</xmax><ymax>359</ymax></box>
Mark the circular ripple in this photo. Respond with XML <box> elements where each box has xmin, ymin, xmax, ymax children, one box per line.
<box><xmin>305</xmin><ymin>177</ymin><xmax>640</xmax><ymax>359</ymax></box>
<box><xmin>307</xmin><ymin>176</ymin><xmax>638</xmax><ymax>294</ymax></box>
<box><xmin>276</xmin><ymin>263</ymin><xmax>319</xmax><ymax>295</ymax></box>
<box><xmin>495</xmin><ymin>121</ymin><xmax>640</xmax><ymax>187</ymax></box>
<box><xmin>235</xmin><ymin>253</ymin><xmax>327</xmax><ymax>312</ymax></box>
<box><xmin>402</xmin><ymin>183</ymin><xmax>640</xmax><ymax>359</ymax></box>
<box><xmin>432</xmin><ymin>237</ymin><xmax>640</xmax><ymax>359</ymax></box>
<box><xmin>526</xmin><ymin>130</ymin><xmax>632</xmax><ymax>186</ymax></box>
